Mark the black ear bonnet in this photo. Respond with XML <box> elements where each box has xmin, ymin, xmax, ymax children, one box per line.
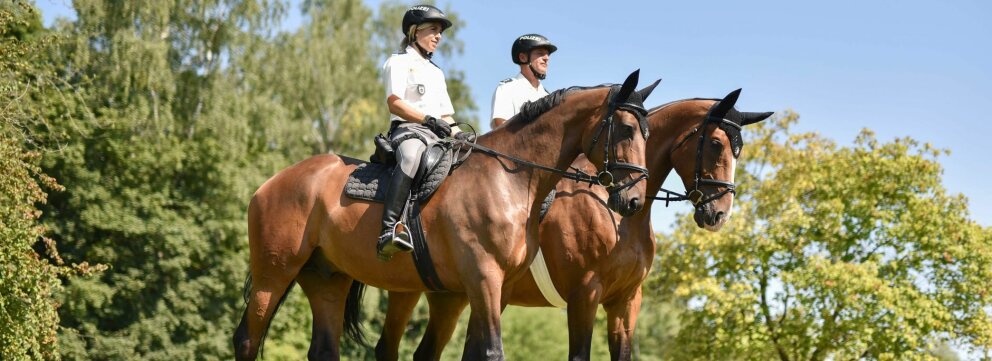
<box><xmin>705</xmin><ymin>89</ymin><xmax>746</xmax><ymax>158</ymax></box>
<box><xmin>707</xmin><ymin>107</ymin><xmax>746</xmax><ymax>158</ymax></box>
<box><xmin>610</xmin><ymin>78</ymin><xmax>660</xmax><ymax>139</ymax></box>
<box><xmin>705</xmin><ymin>91</ymin><xmax>774</xmax><ymax>158</ymax></box>
<box><xmin>616</xmin><ymin>88</ymin><xmax>648</xmax><ymax>139</ymax></box>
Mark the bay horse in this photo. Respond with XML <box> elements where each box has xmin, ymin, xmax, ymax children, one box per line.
<box><xmin>232</xmin><ymin>70</ymin><xmax>660</xmax><ymax>361</ymax></box>
<box><xmin>374</xmin><ymin>89</ymin><xmax>773</xmax><ymax>361</ymax></box>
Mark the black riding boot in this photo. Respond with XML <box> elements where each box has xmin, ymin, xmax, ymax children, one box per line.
<box><xmin>377</xmin><ymin>167</ymin><xmax>415</xmax><ymax>261</ymax></box>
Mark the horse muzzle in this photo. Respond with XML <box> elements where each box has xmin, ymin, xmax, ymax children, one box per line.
<box><xmin>608</xmin><ymin>189</ymin><xmax>644</xmax><ymax>217</ymax></box>
<box><xmin>693</xmin><ymin>203</ymin><xmax>727</xmax><ymax>231</ymax></box>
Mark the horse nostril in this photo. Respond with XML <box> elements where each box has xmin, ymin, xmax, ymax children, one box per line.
<box><xmin>714</xmin><ymin>211</ymin><xmax>725</xmax><ymax>224</ymax></box>
<box><xmin>628</xmin><ymin>198</ymin><xmax>641</xmax><ymax>212</ymax></box>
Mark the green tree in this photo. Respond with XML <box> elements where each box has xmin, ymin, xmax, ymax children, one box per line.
<box><xmin>0</xmin><ymin>135</ymin><xmax>60</xmax><ymax>360</ymax></box>
<box><xmin>35</xmin><ymin>1</ymin><xmax>311</xmax><ymax>359</ymax></box>
<box><xmin>241</xmin><ymin>0</ymin><xmax>382</xmax><ymax>156</ymax></box>
<box><xmin>0</xmin><ymin>2</ymin><xmax>86</xmax><ymax>359</ymax></box>
<box><xmin>650</xmin><ymin>113</ymin><xmax>992</xmax><ymax>360</ymax></box>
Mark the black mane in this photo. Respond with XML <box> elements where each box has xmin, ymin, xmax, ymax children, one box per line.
<box><xmin>510</xmin><ymin>85</ymin><xmax>614</xmax><ymax>124</ymax></box>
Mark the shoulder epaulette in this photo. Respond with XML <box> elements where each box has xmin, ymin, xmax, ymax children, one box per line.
<box><xmin>499</xmin><ymin>78</ymin><xmax>513</xmax><ymax>85</ymax></box>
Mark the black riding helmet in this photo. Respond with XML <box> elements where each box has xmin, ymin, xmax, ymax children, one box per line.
<box><xmin>511</xmin><ymin>34</ymin><xmax>557</xmax><ymax>64</ymax></box>
<box><xmin>401</xmin><ymin>5</ymin><xmax>452</xmax><ymax>36</ymax></box>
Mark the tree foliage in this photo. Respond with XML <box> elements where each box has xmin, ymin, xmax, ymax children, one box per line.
<box><xmin>0</xmin><ymin>2</ymin><xmax>83</xmax><ymax>359</ymax></box>
<box><xmin>650</xmin><ymin>113</ymin><xmax>992</xmax><ymax>360</ymax></box>
<box><xmin>41</xmin><ymin>0</ymin><xmax>305</xmax><ymax>358</ymax></box>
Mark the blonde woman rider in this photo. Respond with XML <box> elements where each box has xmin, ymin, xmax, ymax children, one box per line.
<box><xmin>377</xmin><ymin>5</ymin><xmax>471</xmax><ymax>261</ymax></box>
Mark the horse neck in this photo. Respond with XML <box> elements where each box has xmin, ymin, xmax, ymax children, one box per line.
<box><xmin>644</xmin><ymin>100</ymin><xmax>714</xmax><ymax>202</ymax></box>
<box><xmin>476</xmin><ymin>88</ymin><xmax>606</xmax><ymax>196</ymax></box>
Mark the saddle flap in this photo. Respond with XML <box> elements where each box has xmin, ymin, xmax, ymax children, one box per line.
<box><xmin>412</xmin><ymin>142</ymin><xmax>453</xmax><ymax>200</ymax></box>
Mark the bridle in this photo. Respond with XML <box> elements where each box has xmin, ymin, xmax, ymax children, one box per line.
<box><xmin>454</xmin><ymin>86</ymin><xmax>649</xmax><ymax>194</ymax></box>
<box><xmin>653</xmin><ymin>113</ymin><xmax>740</xmax><ymax>208</ymax></box>
<box><xmin>586</xmin><ymin>87</ymin><xmax>650</xmax><ymax>194</ymax></box>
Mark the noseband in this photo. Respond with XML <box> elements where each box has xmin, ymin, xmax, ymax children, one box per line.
<box><xmin>654</xmin><ymin>114</ymin><xmax>740</xmax><ymax>208</ymax></box>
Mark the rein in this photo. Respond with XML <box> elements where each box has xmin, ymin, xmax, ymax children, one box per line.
<box><xmin>453</xmin><ymin>140</ymin><xmax>603</xmax><ymax>186</ymax></box>
<box><xmin>453</xmin><ymin>89</ymin><xmax>649</xmax><ymax>194</ymax></box>
<box><xmin>649</xmin><ymin>114</ymin><xmax>740</xmax><ymax>208</ymax></box>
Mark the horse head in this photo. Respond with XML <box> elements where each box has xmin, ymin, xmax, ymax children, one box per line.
<box><xmin>581</xmin><ymin>70</ymin><xmax>661</xmax><ymax>217</ymax></box>
<box><xmin>668</xmin><ymin>89</ymin><xmax>772</xmax><ymax>231</ymax></box>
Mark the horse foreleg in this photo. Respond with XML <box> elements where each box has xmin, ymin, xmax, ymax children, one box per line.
<box><xmin>414</xmin><ymin>292</ymin><xmax>469</xmax><ymax>361</ymax></box>
<box><xmin>566</xmin><ymin>286</ymin><xmax>602</xmax><ymax>361</ymax></box>
<box><xmin>296</xmin><ymin>268</ymin><xmax>354</xmax><ymax>361</ymax></box>
<box><xmin>461</xmin><ymin>269</ymin><xmax>505</xmax><ymax>361</ymax></box>
<box><xmin>603</xmin><ymin>288</ymin><xmax>642</xmax><ymax>361</ymax></box>
<box><xmin>375</xmin><ymin>291</ymin><xmax>421</xmax><ymax>361</ymax></box>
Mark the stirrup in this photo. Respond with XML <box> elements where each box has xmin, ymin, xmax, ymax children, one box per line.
<box><xmin>376</xmin><ymin>223</ymin><xmax>413</xmax><ymax>261</ymax></box>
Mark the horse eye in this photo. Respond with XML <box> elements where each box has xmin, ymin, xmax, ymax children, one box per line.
<box><xmin>711</xmin><ymin>139</ymin><xmax>723</xmax><ymax>147</ymax></box>
<box><xmin>620</xmin><ymin>123</ymin><xmax>635</xmax><ymax>138</ymax></box>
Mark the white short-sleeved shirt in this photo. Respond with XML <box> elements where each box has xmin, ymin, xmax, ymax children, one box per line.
<box><xmin>490</xmin><ymin>72</ymin><xmax>548</xmax><ymax>122</ymax></box>
<box><xmin>383</xmin><ymin>46</ymin><xmax>455</xmax><ymax>122</ymax></box>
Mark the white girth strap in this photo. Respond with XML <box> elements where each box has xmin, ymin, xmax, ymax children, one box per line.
<box><xmin>529</xmin><ymin>247</ymin><xmax>568</xmax><ymax>308</ymax></box>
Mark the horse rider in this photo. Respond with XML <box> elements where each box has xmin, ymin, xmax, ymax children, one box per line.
<box><xmin>377</xmin><ymin>5</ymin><xmax>473</xmax><ymax>261</ymax></box>
<box><xmin>490</xmin><ymin>33</ymin><xmax>558</xmax><ymax>129</ymax></box>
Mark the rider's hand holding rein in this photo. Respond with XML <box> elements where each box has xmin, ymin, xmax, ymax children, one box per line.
<box><xmin>385</xmin><ymin>94</ymin><xmax>460</xmax><ymax>137</ymax></box>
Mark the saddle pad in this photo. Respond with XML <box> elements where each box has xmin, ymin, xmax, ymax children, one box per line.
<box><xmin>344</xmin><ymin>145</ymin><xmax>454</xmax><ymax>203</ymax></box>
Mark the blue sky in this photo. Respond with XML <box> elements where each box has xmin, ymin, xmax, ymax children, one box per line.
<box><xmin>37</xmin><ymin>0</ymin><xmax>992</xmax><ymax>231</ymax></box>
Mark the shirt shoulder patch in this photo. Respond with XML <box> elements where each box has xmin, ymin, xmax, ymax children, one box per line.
<box><xmin>499</xmin><ymin>78</ymin><xmax>513</xmax><ymax>85</ymax></box>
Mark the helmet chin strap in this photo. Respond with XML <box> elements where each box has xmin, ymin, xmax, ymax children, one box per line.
<box><xmin>526</xmin><ymin>55</ymin><xmax>546</xmax><ymax>80</ymax></box>
<box><xmin>529</xmin><ymin>63</ymin><xmax>546</xmax><ymax>80</ymax></box>
<box><xmin>414</xmin><ymin>40</ymin><xmax>434</xmax><ymax>59</ymax></box>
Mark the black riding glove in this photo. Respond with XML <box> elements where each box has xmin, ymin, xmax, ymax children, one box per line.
<box><xmin>423</xmin><ymin>115</ymin><xmax>452</xmax><ymax>138</ymax></box>
<box><xmin>454</xmin><ymin>131</ymin><xmax>476</xmax><ymax>143</ymax></box>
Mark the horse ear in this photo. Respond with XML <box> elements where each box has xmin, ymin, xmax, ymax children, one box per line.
<box><xmin>710</xmin><ymin>88</ymin><xmax>742</xmax><ymax>117</ymax></box>
<box><xmin>615</xmin><ymin>69</ymin><xmax>640</xmax><ymax>103</ymax></box>
<box><xmin>742</xmin><ymin>111</ymin><xmax>774</xmax><ymax>126</ymax></box>
<box><xmin>636</xmin><ymin>79</ymin><xmax>662</xmax><ymax>101</ymax></box>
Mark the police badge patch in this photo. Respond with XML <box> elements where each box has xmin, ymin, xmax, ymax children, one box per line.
<box><xmin>417</xmin><ymin>84</ymin><xmax>426</xmax><ymax>95</ymax></box>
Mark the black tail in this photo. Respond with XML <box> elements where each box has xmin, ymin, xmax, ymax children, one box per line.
<box><xmin>239</xmin><ymin>271</ymin><xmax>295</xmax><ymax>359</ymax></box>
<box><xmin>242</xmin><ymin>272</ymin><xmax>253</xmax><ymax>303</ymax></box>
<box><xmin>343</xmin><ymin>281</ymin><xmax>368</xmax><ymax>347</ymax></box>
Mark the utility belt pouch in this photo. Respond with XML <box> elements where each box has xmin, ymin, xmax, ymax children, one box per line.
<box><xmin>370</xmin><ymin>133</ymin><xmax>397</xmax><ymax>165</ymax></box>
